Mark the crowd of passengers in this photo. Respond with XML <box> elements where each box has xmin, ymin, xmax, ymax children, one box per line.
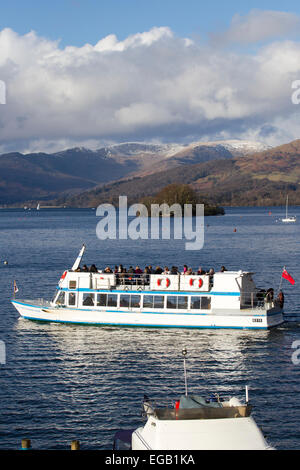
<box><xmin>74</xmin><ymin>264</ymin><xmax>228</xmax><ymax>285</ymax></box>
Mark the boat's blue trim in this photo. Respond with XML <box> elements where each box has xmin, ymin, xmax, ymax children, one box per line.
<box><xmin>56</xmin><ymin>286</ymin><xmax>240</xmax><ymax>296</ymax></box>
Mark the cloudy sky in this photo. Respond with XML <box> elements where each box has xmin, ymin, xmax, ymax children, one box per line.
<box><xmin>1</xmin><ymin>1</ymin><xmax>300</xmax><ymax>153</ymax></box>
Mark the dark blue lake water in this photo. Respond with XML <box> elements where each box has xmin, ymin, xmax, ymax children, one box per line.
<box><xmin>0</xmin><ymin>206</ymin><xmax>299</xmax><ymax>450</ymax></box>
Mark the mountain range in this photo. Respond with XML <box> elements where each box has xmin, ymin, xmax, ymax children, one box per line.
<box><xmin>1</xmin><ymin>138</ymin><xmax>300</xmax><ymax>207</ymax></box>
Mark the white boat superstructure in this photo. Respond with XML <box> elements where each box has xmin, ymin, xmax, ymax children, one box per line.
<box><xmin>11</xmin><ymin>245</ymin><xmax>284</xmax><ymax>330</ymax></box>
<box><xmin>281</xmin><ymin>195</ymin><xmax>296</xmax><ymax>223</ymax></box>
<box><xmin>129</xmin><ymin>392</ymin><xmax>273</xmax><ymax>450</ymax></box>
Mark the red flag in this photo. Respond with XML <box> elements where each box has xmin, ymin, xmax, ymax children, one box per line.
<box><xmin>282</xmin><ymin>268</ymin><xmax>295</xmax><ymax>285</ymax></box>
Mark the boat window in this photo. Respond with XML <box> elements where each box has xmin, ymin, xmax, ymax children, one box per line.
<box><xmin>107</xmin><ymin>294</ymin><xmax>118</xmax><ymax>307</ymax></box>
<box><xmin>69</xmin><ymin>280</ymin><xmax>77</xmax><ymax>289</ymax></box>
<box><xmin>120</xmin><ymin>295</ymin><xmax>130</xmax><ymax>308</ymax></box>
<box><xmin>143</xmin><ymin>295</ymin><xmax>164</xmax><ymax>308</ymax></box>
<box><xmin>167</xmin><ymin>296</ymin><xmax>188</xmax><ymax>309</ymax></box>
<box><xmin>68</xmin><ymin>292</ymin><xmax>76</xmax><ymax>306</ymax></box>
<box><xmin>153</xmin><ymin>295</ymin><xmax>164</xmax><ymax>308</ymax></box>
<box><xmin>82</xmin><ymin>293</ymin><xmax>95</xmax><ymax>306</ymax></box>
<box><xmin>143</xmin><ymin>295</ymin><xmax>154</xmax><ymax>308</ymax></box>
<box><xmin>97</xmin><ymin>294</ymin><xmax>107</xmax><ymax>307</ymax></box>
<box><xmin>131</xmin><ymin>295</ymin><xmax>141</xmax><ymax>308</ymax></box>
<box><xmin>201</xmin><ymin>297</ymin><xmax>211</xmax><ymax>309</ymax></box>
<box><xmin>190</xmin><ymin>296</ymin><xmax>201</xmax><ymax>309</ymax></box>
<box><xmin>167</xmin><ymin>296</ymin><xmax>177</xmax><ymax>309</ymax></box>
<box><xmin>190</xmin><ymin>296</ymin><xmax>211</xmax><ymax>310</ymax></box>
<box><xmin>56</xmin><ymin>291</ymin><xmax>65</xmax><ymax>305</ymax></box>
<box><xmin>177</xmin><ymin>296</ymin><xmax>188</xmax><ymax>309</ymax></box>
<box><xmin>120</xmin><ymin>295</ymin><xmax>141</xmax><ymax>308</ymax></box>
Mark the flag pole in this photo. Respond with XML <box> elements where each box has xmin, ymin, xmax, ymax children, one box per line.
<box><xmin>277</xmin><ymin>267</ymin><xmax>284</xmax><ymax>294</ymax></box>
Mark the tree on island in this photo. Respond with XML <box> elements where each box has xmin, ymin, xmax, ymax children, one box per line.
<box><xmin>141</xmin><ymin>183</ymin><xmax>225</xmax><ymax>216</ymax></box>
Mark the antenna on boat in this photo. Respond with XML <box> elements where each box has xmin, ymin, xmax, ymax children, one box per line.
<box><xmin>182</xmin><ymin>347</ymin><xmax>188</xmax><ymax>396</ymax></box>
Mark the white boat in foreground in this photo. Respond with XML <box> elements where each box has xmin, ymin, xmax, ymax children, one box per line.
<box><xmin>11</xmin><ymin>245</ymin><xmax>284</xmax><ymax>330</ymax></box>
<box><xmin>114</xmin><ymin>351</ymin><xmax>274</xmax><ymax>450</ymax></box>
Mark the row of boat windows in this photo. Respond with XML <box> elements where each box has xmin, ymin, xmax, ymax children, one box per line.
<box><xmin>55</xmin><ymin>292</ymin><xmax>211</xmax><ymax>310</ymax></box>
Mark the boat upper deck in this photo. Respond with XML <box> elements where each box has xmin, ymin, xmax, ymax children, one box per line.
<box><xmin>58</xmin><ymin>269</ymin><xmax>253</xmax><ymax>294</ymax></box>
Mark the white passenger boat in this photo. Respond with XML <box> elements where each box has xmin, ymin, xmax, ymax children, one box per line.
<box><xmin>114</xmin><ymin>350</ymin><xmax>274</xmax><ymax>450</ymax></box>
<box><xmin>11</xmin><ymin>245</ymin><xmax>284</xmax><ymax>330</ymax></box>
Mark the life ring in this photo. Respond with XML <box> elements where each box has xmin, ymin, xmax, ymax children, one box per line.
<box><xmin>157</xmin><ymin>278</ymin><xmax>170</xmax><ymax>288</ymax></box>
<box><xmin>60</xmin><ymin>271</ymin><xmax>67</xmax><ymax>281</ymax></box>
<box><xmin>189</xmin><ymin>278</ymin><xmax>194</xmax><ymax>286</ymax></box>
<box><xmin>198</xmin><ymin>278</ymin><xmax>203</xmax><ymax>288</ymax></box>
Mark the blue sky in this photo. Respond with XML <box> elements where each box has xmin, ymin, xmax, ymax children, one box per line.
<box><xmin>1</xmin><ymin>0</ymin><xmax>300</xmax><ymax>46</ymax></box>
<box><xmin>1</xmin><ymin>2</ymin><xmax>300</xmax><ymax>153</ymax></box>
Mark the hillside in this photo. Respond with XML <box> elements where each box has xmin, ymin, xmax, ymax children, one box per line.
<box><xmin>0</xmin><ymin>139</ymin><xmax>268</xmax><ymax>205</ymax></box>
<box><xmin>53</xmin><ymin>139</ymin><xmax>300</xmax><ymax>207</ymax></box>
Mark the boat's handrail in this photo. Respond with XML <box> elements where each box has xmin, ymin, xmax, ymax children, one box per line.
<box><xmin>154</xmin><ymin>404</ymin><xmax>252</xmax><ymax>421</ymax></box>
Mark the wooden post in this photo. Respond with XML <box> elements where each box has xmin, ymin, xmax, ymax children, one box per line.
<box><xmin>71</xmin><ymin>440</ymin><xmax>80</xmax><ymax>450</ymax></box>
<box><xmin>21</xmin><ymin>438</ymin><xmax>31</xmax><ymax>450</ymax></box>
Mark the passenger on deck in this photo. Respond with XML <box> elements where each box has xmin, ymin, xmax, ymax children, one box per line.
<box><xmin>148</xmin><ymin>265</ymin><xmax>155</xmax><ymax>274</ymax></box>
<box><xmin>127</xmin><ymin>266</ymin><xmax>134</xmax><ymax>285</ymax></box>
<box><xmin>183</xmin><ymin>265</ymin><xmax>188</xmax><ymax>274</ymax></box>
<box><xmin>90</xmin><ymin>264</ymin><xmax>98</xmax><ymax>272</ymax></box>
<box><xmin>82</xmin><ymin>265</ymin><xmax>89</xmax><ymax>272</ymax></box>
<box><xmin>266</xmin><ymin>288</ymin><xmax>274</xmax><ymax>303</ymax></box>
<box><xmin>186</xmin><ymin>267</ymin><xmax>193</xmax><ymax>275</ymax></box>
<box><xmin>142</xmin><ymin>267</ymin><xmax>151</xmax><ymax>285</ymax></box>
<box><xmin>197</xmin><ymin>267</ymin><xmax>205</xmax><ymax>275</ymax></box>
<box><xmin>170</xmin><ymin>266</ymin><xmax>178</xmax><ymax>274</ymax></box>
<box><xmin>220</xmin><ymin>266</ymin><xmax>228</xmax><ymax>272</ymax></box>
<box><xmin>208</xmin><ymin>268</ymin><xmax>215</xmax><ymax>275</ymax></box>
<box><xmin>155</xmin><ymin>266</ymin><xmax>163</xmax><ymax>274</ymax></box>
<box><xmin>277</xmin><ymin>290</ymin><xmax>284</xmax><ymax>308</ymax></box>
<box><xmin>104</xmin><ymin>266</ymin><xmax>112</xmax><ymax>273</ymax></box>
<box><xmin>163</xmin><ymin>266</ymin><xmax>170</xmax><ymax>274</ymax></box>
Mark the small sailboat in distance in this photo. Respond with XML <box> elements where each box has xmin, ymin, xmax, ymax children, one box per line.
<box><xmin>281</xmin><ymin>195</ymin><xmax>296</xmax><ymax>223</ymax></box>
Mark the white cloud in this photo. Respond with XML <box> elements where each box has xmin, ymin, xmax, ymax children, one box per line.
<box><xmin>1</xmin><ymin>19</ymin><xmax>300</xmax><ymax>153</ymax></box>
<box><xmin>212</xmin><ymin>10</ymin><xmax>300</xmax><ymax>44</ymax></box>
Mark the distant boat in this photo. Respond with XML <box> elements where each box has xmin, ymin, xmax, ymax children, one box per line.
<box><xmin>36</xmin><ymin>203</ymin><xmax>40</xmax><ymax>210</ymax></box>
<box><xmin>281</xmin><ymin>196</ymin><xmax>296</xmax><ymax>223</ymax></box>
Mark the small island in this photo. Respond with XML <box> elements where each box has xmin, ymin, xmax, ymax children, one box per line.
<box><xmin>140</xmin><ymin>183</ymin><xmax>225</xmax><ymax>216</ymax></box>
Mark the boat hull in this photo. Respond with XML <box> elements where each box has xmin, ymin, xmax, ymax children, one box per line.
<box><xmin>12</xmin><ymin>299</ymin><xmax>284</xmax><ymax>330</ymax></box>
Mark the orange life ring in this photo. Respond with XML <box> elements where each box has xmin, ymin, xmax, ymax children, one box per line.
<box><xmin>189</xmin><ymin>278</ymin><xmax>194</xmax><ymax>286</ymax></box>
<box><xmin>157</xmin><ymin>279</ymin><xmax>161</xmax><ymax>286</ymax></box>
<box><xmin>199</xmin><ymin>278</ymin><xmax>203</xmax><ymax>288</ymax></box>
<box><xmin>166</xmin><ymin>278</ymin><xmax>170</xmax><ymax>288</ymax></box>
